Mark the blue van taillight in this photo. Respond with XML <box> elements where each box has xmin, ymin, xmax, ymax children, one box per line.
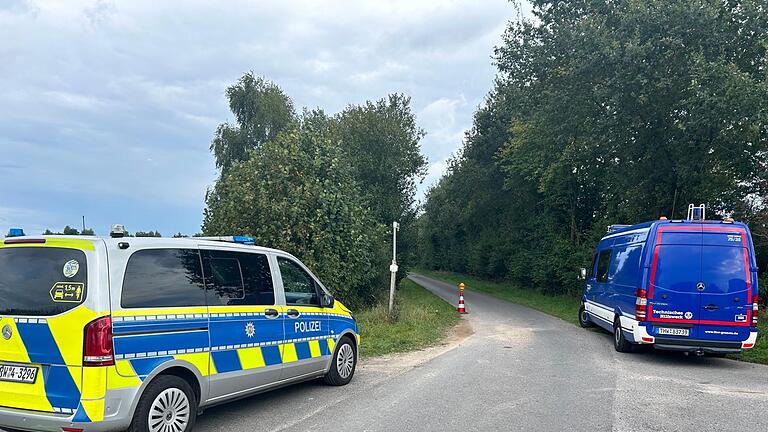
<box><xmin>83</xmin><ymin>316</ymin><xmax>115</xmax><ymax>366</ymax></box>
<box><xmin>753</xmin><ymin>295</ymin><xmax>759</xmax><ymax>327</ymax></box>
<box><xmin>635</xmin><ymin>289</ymin><xmax>648</xmax><ymax>321</ymax></box>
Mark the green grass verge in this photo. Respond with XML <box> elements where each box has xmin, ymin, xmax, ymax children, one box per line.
<box><xmin>357</xmin><ymin>278</ymin><xmax>460</xmax><ymax>358</ymax></box>
<box><xmin>414</xmin><ymin>269</ymin><xmax>581</xmax><ymax>325</ymax></box>
<box><xmin>415</xmin><ymin>268</ymin><xmax>768</xmax><ymax>365</ymax></box>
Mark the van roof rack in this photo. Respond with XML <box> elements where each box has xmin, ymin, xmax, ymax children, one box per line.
<box><xmin>607</xmin><ymin>224</ymin><xmax>631</xmax><ymax>233</ymax></box>
<box><xmin>197</xmin><ymin>235</ymin><xmax>256</xmax><ymax>245</ymax></box>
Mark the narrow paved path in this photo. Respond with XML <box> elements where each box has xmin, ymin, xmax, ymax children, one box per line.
<box><xmin>196</xmin><ymin>273</ymin><xmax>768</xmax><ymax>432</ymax></box>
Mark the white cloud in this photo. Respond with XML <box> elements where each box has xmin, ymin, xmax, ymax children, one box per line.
<box><xmin>0</xmin><ymin>0</ymin><xmax>522</xmax><ymax>234</ymax></box>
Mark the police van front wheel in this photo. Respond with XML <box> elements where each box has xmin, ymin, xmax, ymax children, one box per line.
<box><xmin>128</xmin><ymin>375</ymin><xmax>198</xmax><ymax>432</ymax></box>
<box><xmin>578</xmin><ymin>304</ymin><xmax>593</xmax><ymax>328</ymax></box>
<box><xmin>324</xmin><ymin>336</ymin><xmax>357</xmax><ymax>386</ymax></box>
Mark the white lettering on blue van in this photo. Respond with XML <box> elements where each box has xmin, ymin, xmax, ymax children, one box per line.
<box><xmin>727</xmin><ymin>235</ymin><xmax>741</xmax><ymax>242</ymax></box>
<box><xmin>735</xmin><ymin>314</ymin><xmax>747</xmax><ymax>323</ymax></box>
<box><xmin>654</xmin><ymin>309</ymin><xmax>684</xmax><ymax>319</ymax></box>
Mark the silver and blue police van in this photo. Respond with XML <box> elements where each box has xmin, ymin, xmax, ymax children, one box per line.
<box><xmin>0</xmin><ymin>227</ymin><xmax>359</xmax><ymax>432</ymax></box>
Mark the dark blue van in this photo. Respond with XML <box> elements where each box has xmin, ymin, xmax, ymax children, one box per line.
<box><xmin>578</xmin><ymin>205</ymin><xmax>759</xmax><ymax>355</ymax></box>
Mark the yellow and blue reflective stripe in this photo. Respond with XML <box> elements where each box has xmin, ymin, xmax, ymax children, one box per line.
<box><xmin>13</xmin><ymin>319</ymin><xmax>82</xmax><ymax>413</ymax></box>
<box><xmin>128</xmin><ymin>357</ymin><xmax>175</xmax><ymax>379</ymax></box>
<box><xmin>210</xmin><ymin>351</ymin><xmax>241</xmax><ymax>373</ymax></box>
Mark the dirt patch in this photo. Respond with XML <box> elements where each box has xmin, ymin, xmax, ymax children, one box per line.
<box><xmin>485</xmin><ymin>324</ymin><xmax>536</xmax><ymax>346</ymax></box>
<box><xmin>361</xmin><ymin>317</ymin><xmax>474</xmax><ymax>374</ymax></box>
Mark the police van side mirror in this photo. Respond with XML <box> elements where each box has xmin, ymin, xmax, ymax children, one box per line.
<box><xmin>579</xmin><ymin>268</ymin><xmax>587</xmax><ymax>280</ymax></box>
<box><xmin>321</xmin><ymin>294</ymin><xmax>335</xmax><ymax>308</ymax></box>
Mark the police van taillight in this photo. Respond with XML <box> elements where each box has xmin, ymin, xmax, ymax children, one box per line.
<box><xmin>83</xmin><ymin>316</ymin><xmax>115</xmax><ymax>367</ymax></box>
<box><xmin>635</xmin><ymin>289</ymin><xmax>648</xmax><ymax>322</ymax></box>
<box><xmin>752</xmin><ymin>295</ymin><xmax>759</xmax><ymax>328</ymax></box>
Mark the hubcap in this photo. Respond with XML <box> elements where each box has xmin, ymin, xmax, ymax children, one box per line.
<box><xmin>615</xmin><ymin>326</ymin><xmax>621</xmax><ymax>345</ymax></box>
<box><xmin>149</xmin><ymin>388</ymin><xmax>190</xmax><ymax>432</ymax></box>
<box><xmin>336</xmin><ymin>343</ymin><xmax>355</xmax><ymax>379</ymax></box>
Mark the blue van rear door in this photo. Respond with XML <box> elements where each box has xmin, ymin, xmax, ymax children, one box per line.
<box><xmin>697</xmin><ymin>228</ymin><xmax>752</xmax><ymax>341</ymax></box>
<box><xmin>648</xmin><ymin>226</ymin><xmax>702</xmax><ymax>338</ymax></box>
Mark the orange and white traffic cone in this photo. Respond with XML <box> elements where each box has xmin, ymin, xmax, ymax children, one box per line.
<box><xmin>457</xmin><ymin>283</ymin><xmax>467</xmax><ymax>314</ymax></box>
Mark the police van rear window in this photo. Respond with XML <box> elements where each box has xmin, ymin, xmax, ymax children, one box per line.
<box><xmin>0</xmin><ymin>247</ymin><xmax>88</xmax><ymax>316</ymax></box>
<box><xmin>121</xmin><ymin>248</ymin><xmax>207</xmax><ymax>308</ymax></box>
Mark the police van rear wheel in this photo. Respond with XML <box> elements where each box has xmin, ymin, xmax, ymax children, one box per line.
<box><xmin>613</xmin><ymin>318</ymin><xmax>633</xmax><ymax>353</ymax></box>
<box><xmin>324</xmin><ymin>336</ymin><xmax>356</xmax><ymax>386</ymax></box>
<box><xmin>129</xmin><ymin>375</ymin><xmax>198</xmax><ymax>432</ymax></box>
<box><xmin>578</xmin><ymin>304</ymin><xmax>593</xmax><ymax>328</ymax></box>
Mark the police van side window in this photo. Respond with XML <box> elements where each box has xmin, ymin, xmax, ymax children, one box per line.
<box><xmin>121</xmin><ymin>249</ymin><xmax>206</xmax><ymax>308</ymax></box>
<box><xmin>202</xmin><ymin>250</ymin><xmax>275</xmax><ymax>306</ymax></box>
<box><xmin>596</xmin><ymin>249</ymin><xmax>612</xmax><ymax>283</ymax></box>
<box><xmin>278</xmin><ymin>257</ymin><xmax>320</xmax><ymax>306</ymax></box>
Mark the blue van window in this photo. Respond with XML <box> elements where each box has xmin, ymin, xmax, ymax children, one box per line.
<box><xmin>654</xmin><ymin>245</ymin><xmax>701</xmax><ymax>293</ymax></box>
<box><xmin>588</xmin><ymin>253</ymin><xmax>598</xmax><ymax>278</ymax></box>
<box><xmin>701</xmin><ymin>246</ymin><xmax>747</xmax><ymax>294</ymax></box>
<box><xmin>610</xmin><ymin>244</ymin><xmax>643</xmax><ymax>287</ymax></box>
<box><xmin>596</xmin><ymin>249</ymin><xmax>612</xmax><ymax>283</ymax></box>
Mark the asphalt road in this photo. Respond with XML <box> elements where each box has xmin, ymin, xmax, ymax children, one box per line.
<box><xmin>196</xmin><ymin>273</ymin><xmax>768</xmax><ymax>432</ymax></box>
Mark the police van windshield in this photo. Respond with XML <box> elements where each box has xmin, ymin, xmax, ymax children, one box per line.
<box><xmin>0</xmin><ymin>247</ymin><xmax>88</xmax><ymax>316</ymax></box>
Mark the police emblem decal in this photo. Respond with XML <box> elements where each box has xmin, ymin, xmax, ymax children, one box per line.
<box><xmin>1</xmin><ymin>324</ymin><xmax>11</xmax><ymax>340</ymax></box>
<box><xmin>684</xmin><ymin>311</ymin><xmax>693</xmax><ymax>320</ymax></box>
<box><xmin>63</xmin><ymin>260</ymin><xmax>80</xmax><ymax>278</ymax></box>
<box><xmin>245</xmin><ymin>322</ymin><xmax>256</xmax><ymax>338</ymax></box>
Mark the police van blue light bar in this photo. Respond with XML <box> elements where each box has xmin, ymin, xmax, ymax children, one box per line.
<box><xmin>232</xmin><ymin>236</ymin><xmax>256</xmax><ymax>245</ymax></box>
<box><xmin>198</xmin><ymin>235</ymin><xmax>256</xmax><ymax>245</ymax></box>
<box><xmin>7</xmin><ymin>228</ymin><xmax>25</xmax><ymax>237</ymax></box>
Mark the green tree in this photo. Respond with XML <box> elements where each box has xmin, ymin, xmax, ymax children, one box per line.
<box><xmin>134</xmin><ymin>230</ymin><xmax>162</xmax><ymax>237</ymax></box>
<box><xmin>334</xmin><ymin>94</ymin><xmax>428</xmax><ymax>276</ymax></box>
<box><xmin>334</xmin><ymin>94</ymin><xmax>427</xmax><ymax>224</ymax></box>
<box><xmin>62</xmin><ymin>226</ymin><xmax>79</xmax><ymax>235</ymax></box>
<box><xmin>210</xmin><ymin>73</ymin><xmax>295</xmax><ymax>173</ymax></box>
<box><xmin>204</xmin><ymin>111</ymin><xmax>388</xmax><ymax>307</ymax></box>
<box><xmin>420</xmin><ymin>0</ymin><xmax>768</xmax><ymax>296</ymax></box>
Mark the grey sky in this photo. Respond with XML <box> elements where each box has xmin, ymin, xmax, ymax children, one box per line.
<box><xmin>0</xmin><ymin>0</ymin><xmax>522</xmax><ymax>236</ymax></box>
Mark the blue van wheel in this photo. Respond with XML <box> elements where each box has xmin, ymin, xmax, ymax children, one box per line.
<box><xmin>578</xmin><ymin>304</ymin><xmax>593</xmax><ymax>328</ymax></box>
<box><xmin>613</xmin><ymin>318</ymin><xmax>633</xmax><ymax>353</ymax></box>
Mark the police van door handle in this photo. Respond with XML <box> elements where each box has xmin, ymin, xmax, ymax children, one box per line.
<box><xmin>264</xmin><ymin>308</ymin><xmax>279</xmax><ymax>319</ymax></box>
<box><xmin>286</xmin><ymin>309</ymin><xmax>300</xmax><ymax>319</ymax></box>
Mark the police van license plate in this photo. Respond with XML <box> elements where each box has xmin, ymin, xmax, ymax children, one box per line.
<box><xmin>657</xmin><ymin>327</ymin><xmax>690</xmax><ymax>337</ymax></box>
<box><xmin>0</xmin><ymin>364</ymin><xmax>38</xmax><ymax>383</ymax></box>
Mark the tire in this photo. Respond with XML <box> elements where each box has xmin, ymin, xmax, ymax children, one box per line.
<box><xmin>324</xmin><ymin>336</ymin><xmax>357</xmax><ymax>386</ymax></box>
<box><xmin>613</xmin><ymin>318</ymin><xmax>633</xmax><ymax>353</ymax></box>
<box><xmin>578</xmin><ymin>304</ymin><xmax>593</xmax><ymax>328</ymax></box>
<box><xmin>128</xmin><ymin>375</ymin><xmax>198</xmax><ymax>432</ymax></box>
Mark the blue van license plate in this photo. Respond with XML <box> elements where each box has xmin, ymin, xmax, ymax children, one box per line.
<box><xmin>657</xmin><ymin>328</ymin><xmax>690</xmax><ymax>337</ymax></box>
